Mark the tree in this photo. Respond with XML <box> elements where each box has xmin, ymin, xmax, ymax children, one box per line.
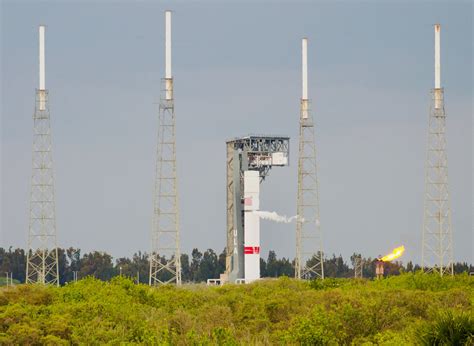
<box><xmin>130</xmin><ymin>251</ymin><xmax>149</xmax><ymax>284</ymax></box>
<box><xmin>384</xmin><ymin>260</ymin><xmax>403</xmax><ymax>276</ymax></box>
<box><xmin>363</xmin><ymin>258</ymin><xmax>376</xmax><ymax>278</ymax></box>
<box><xmin>0</xmin><ymin>247</ymin><xmax>26</xmax><ymax>283</ymax></box>
<box><xmin>218</xmin><ymin>249</ymin><xmax>226</xmax><ymax>276</ymax></box>
<box><xmin>190</xmin><ymin>248</ymin><xmax>203</xmax><ymax>282</ymax></box>
<box><xmin>181</xmin><ymin>253</ymin><xmax>191</xmax><ymax>282</ymax></box>
<box><xmin>57</xmin><ymin>248</ymin><xmax>69</xmax><ymax>285</ymax></box>
<box><xmin>454</xmin><ymin>262</ymin><xmax>473</xmax><ymax>274</ymax></box>
<box><xmin>266</xmin><ymin>251</ymin><xmax>294</xmax><ymax>278</ymax></box>
<box><xmin>115</xmin><ymin>257</ymin><xmax>132</xmax><ymax>277</ymax></box>
<box><xmin>260</xmin><ymin>257</ymin><xmax>267</xmax><ymax>277</ymax></box>
<box><xmin>278</xmin><ymin>257</ymin><xmax>294</xmax><ymax>277</ymax></box>
<box><xmin>198</xmin><ymin>249</ymin><xmax>219</xmax><ymax>281</ymax></box>
<box><xmin>79</xmin><ymin>251</ymin><xmax>114</xmax><ymax>280</ymax></box>
<box><xmin>266</xmin><ymin>251</ymin><xmax>278</xmax><ymax>277</ymax></box>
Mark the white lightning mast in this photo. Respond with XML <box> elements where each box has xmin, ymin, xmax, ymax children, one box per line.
<box><xmin>165</xmin><ymin>10</ymin><xmax>172</xmax><ymax>100</ymax></box>
<box><xmin>39</xmin><ymin>25</ymin><xmax>46</xmax><ymax>108</ymax></box>
<box><xmin>26</xmin><ymin>25</ymin><xmax>60</xmax><ymax>285</ymax></box>
<box><xmin>149</xmin><ymin>10</ymin><xmax>182</xmax><ymax>285</ymax></box>
<box><xmin>295</xmin><ymin>38</ymin><xmax>324</xmax><ymax>280</ymax></box>
<box><xmin>422</xmin><ymin>24</ymin><xmax>454</xmax><ymax>276</ymax></box>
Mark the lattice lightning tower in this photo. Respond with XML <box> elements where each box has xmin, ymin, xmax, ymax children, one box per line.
<box><xmin>295</xmin><ymin>38</ymin><xmax>324</xmax><ymax>280</ymax></box>
<box><xmin>422</xmin><ymin>24</ymin><xmax>454</xmax><ymax>276</ymax></box>
<box><xmin>149</xmin><ymin>11</ymin><xmax>182</xmax><ymax>285</ymax></box>
<box><xmin>26</xmin><ymin>25</ymin><xmax>60</xmax><ymax>285</ymax></box>
<box><xmin>354</xmin><ymin>255</ymin><xmax>363</xmax><ymax>279</ymax></box>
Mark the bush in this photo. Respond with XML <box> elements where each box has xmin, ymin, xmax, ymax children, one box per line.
<box><xmin>414</xmin><ymin>310</ymin><xmax>474</xmax><ymax>345</ymax></box>
<box><xmin>0</xmin><ymin>274</ymin><xmax>472</xmax><ymax>344</ymax></box>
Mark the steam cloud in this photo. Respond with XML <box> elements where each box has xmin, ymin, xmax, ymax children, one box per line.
<box><xmin>252</xmin><ymin>211</ymin><xmax>320</xmax><ymax>226</ymax></box>
<box><xmin>252</xmin><ymin>211</ymin><xmax>298</xmax><ymax>223</ymax></box>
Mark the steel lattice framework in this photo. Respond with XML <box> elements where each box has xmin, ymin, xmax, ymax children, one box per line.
<box><xmin>149</xmin><ymin>11</ymin><xmax>181</xmax><ymax>286</ymax></box>
<box><xmin>295</xmin><ymin>38</ymin><xmax>324</xmax><ymax>280</ymax></box>
<box><xmin>422</xmin><ymin>88</ymin><xmax>453</xmax><ymax>276</ymax></box>
<box><xmin>295</xmin><ymin>100</ymin><xmax>324</xmax><ymax>280</ymax></box>
<box><xmin>149</xmin><ymin>78</ymin><xmax>181</xmax><ymax>285</ymax></box>
<box><xmin>421</xmin><ymin>24</ymin><xmax>453</xmax><ymax>277</ymax></box>
<box><xmin>353</xmin><ymin>255</ymin><xmax>363</xmax><ymax>279</ymax></box>
<box><xmin>26</xmin><ymin>89</ymin><xmax>60</xmax><ymax>285</ymax></box>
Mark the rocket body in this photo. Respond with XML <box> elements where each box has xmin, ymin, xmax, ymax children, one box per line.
<box><xmin>243</xmin><ymin>170</ymin><xmax>260</xmax><ymax>283</ymax></box>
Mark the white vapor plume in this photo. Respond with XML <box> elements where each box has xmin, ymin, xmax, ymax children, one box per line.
<box><xmin>253</xmin><ymin>210</ymin><xmax>321</xmax><ymax>226</ymax></box>
<box><xmin>253</xmin><ymin>211</ymin><xmax>299</xmax><ymax>224</ymax></box>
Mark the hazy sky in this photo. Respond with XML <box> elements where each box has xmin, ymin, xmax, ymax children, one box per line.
<box><xmin>1</xmin><ymin>1</ymin><xmax>472</xmax><ymax>265</ymax></box>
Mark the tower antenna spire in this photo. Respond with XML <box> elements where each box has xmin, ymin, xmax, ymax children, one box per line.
<box><xmin>295</xmin><ymin>38</ymin><xmax>324</xmax><ymax>280</ymax></box>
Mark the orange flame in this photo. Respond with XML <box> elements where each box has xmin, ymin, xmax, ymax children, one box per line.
<box><xmin>380</xmin><ymin>245</ymin><xmax>405</xmax><ymax>262</ymax></box>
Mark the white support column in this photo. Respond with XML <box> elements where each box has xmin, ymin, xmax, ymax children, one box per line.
<box><xmin>302</xmin><ymin>38</ymin><xmax>308</xmax><ymax>100</ymax></box>
<box><xmin>434</xmin><ymin>24</ymin><xmax>441</xmax><ymax>109</ymax></box>
<box><xmin>301</xmin><ymin>38</ymin><xmax>309</xmax><ymax>119</ymax></box>
<box><xmin>39</xmin><ymin>25</ymin><xmax>46</xmax><ymax>110</ymax></box>
<box><xmin>165</xmin><ymin>10</ymin><xmax>173</xmax><ymax>100</ymax></box>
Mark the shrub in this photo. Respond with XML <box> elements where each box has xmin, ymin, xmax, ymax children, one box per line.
<box><xmin>0</xmin><ymin>273</ymin><xmax>472</xmax><ymax>344</ymax></box>
<box><xmin>414</xmin><ymin>310</ymin><xmax>474</xmax><ymax>345</ymax></box>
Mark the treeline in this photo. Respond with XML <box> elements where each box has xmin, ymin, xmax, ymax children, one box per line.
<box><xmin>1</xmin><ymin>247</ymin><xmax>472</xmax><ymax>285</ymax></box>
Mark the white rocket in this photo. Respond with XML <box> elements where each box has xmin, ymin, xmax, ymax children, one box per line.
<box><xmin>243</xmin><ymin>170</ymin><xmax>260</xmax><ymax>283</ymax></box>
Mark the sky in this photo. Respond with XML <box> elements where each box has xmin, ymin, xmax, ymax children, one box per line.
<box><xmin>1</xmin><ymin>1</ymin><xmax>472</xmax><ymax>265</ymax></box>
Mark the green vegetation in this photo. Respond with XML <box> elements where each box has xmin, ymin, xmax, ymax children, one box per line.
<box><xmin>0</xmin><ymin>273</ymin><xmax>472</xmax><ymax>345</ymax></box>
<box><xmin>0</xmin><ymin>278</ymin><xmax>19</xmax><ymax>287</ymax></box>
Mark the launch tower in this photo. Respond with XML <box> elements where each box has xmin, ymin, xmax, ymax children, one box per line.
<box><xmin>224</xmin><ymin>136</ymin><xmax>289</xmax><ymax>283</ymax></box>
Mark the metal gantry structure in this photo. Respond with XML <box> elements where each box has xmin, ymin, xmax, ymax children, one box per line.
<box><xmin>295</xmin><ymin>38</ymin><xmax>324</xmax><ymax>280</ymax></box>
<box><xmin>422</xmin><ymin>24</ymin><xmax>454</xmax><ymax>276</ymax></box>
<box><xmin>149</xmin><ymin>11</ymin><xmax>182</xmax><ymax>285</ymax></box>
<box><xmin>26</xmin><ymin>26</ymin><xmax>60</xmax><ymax>285</ymax></box>
<box><xmin>225</xmin><ymin>136</ymin><xmax>289</xmax><ymax>283</ymax></box>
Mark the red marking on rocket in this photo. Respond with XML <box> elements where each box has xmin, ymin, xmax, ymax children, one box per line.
<box><xmin>244</xmin><ymin>246</ymin><xmax>260</xmax><ymax>254</ymax></box>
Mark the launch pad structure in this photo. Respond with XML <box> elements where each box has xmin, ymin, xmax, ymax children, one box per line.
<box><xmin>223</xmin><ymin>135</ymin><xmax>290</xmax><ymax>284</ymax></box>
